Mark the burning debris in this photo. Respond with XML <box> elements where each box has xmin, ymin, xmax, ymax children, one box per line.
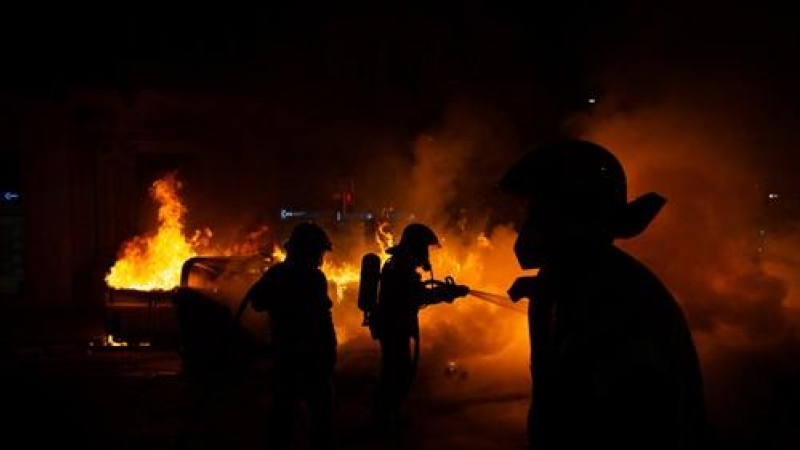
<box><xmin>87</xmin><ymin>334</ymin><xmax>153</xmax><ymax>349</ymax></box>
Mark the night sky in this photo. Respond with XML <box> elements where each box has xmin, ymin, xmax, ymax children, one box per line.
<box><xmin>4</xmin><ymin>4</ymin><xmax>797</xmax><ymax>93</ymax></box>
<box><xmin>3</xmin><ymin>2</ymin><xmax>798</xmax><ymax>184</ymax></box>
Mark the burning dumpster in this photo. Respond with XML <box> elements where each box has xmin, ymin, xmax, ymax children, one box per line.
<box><xmin>101</xmin><ymin>173</ymin><xmax>275</xmax><ymax>363</ymax></box>
<box><xmin>104</xmin><ymin>287</ymin><xmax>178</xmax><ymax>347</ymax></box>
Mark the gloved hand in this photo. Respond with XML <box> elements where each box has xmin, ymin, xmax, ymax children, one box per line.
<box><xmin>424</xmin><ymin>277</ymin><xmax>470</xmax><ymax>304</ymax></box>
<box><xmin>508</xmin><ymin>276</ymin><xmax>540</xmax><ymax>303</ymax></box>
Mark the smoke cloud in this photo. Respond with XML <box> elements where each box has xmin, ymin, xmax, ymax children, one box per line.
<box><xmin>332</xmin><ymin>102</ymin><xmax>532</xmax><ymax>401</ymax></box>
<box><xmin>334</xmin><ymin>60</ymin><xmax>800</xmax><ymax>447</ymax></box>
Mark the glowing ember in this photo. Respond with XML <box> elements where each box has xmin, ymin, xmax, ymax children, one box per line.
<box><xmin>105</xmin><ymin>173</ymin><xmax>205</xmax><ymax>291</ymax></box>
<box><xmin>103</xmin><ymin>334</ymin><xmax>127</xmax><ymax>347</ymax></box>
<box><xmin>106</xmin><ymin>334</ymin><xmax>127</xmax><ymax>347</ymax></box>
<box><xmin>88</xmin><ymin>334</ymin><xmax>154</xmax><ymax>348</ymax></box>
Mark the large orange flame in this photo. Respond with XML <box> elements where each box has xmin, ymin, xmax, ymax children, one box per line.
<box><xmin>105</xmin><ymin>173</ymin><xmax>206</xmax><ymax>291</ymax></box>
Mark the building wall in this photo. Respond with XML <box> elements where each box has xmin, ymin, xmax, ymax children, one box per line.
<box><xmin>17</xmin><ymin>90</ymin><xmax>134</xmax><ymax>307</ymax></box>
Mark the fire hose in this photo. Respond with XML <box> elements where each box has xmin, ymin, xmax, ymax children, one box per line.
<box><xmin>423</xmin><ymin>276</ymin><xmax>527</xmax><ymax>315</ymax></box>
<box><xmin>466</xmin><ymin>289</ymin><xmax>527</xmax><ymax>314</ymax></box>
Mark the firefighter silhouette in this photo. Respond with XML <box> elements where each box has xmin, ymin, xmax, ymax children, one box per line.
<box><xmin>358</xmin><ymin>223</ymin><xmax>469</xmax><ymax>430</ymax></box>
<box><xmin>501</xmin><ymin>139</ymin><xmax>708</xmax><ymax>450</ymax></box>
<box><xmin>244</xmin><ymin>222</ymin><xmax>337</xmax><ymax>449</ymax></box>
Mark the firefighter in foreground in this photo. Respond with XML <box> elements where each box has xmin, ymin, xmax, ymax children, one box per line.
<box><xmin>244</xmin><ymin>222</ymin><xmax>337</xmax><ymax>449</ymax></box>
<box><xmin>359</xmin><ymin>223</ymin><xmax>469</xmax><ymax>430</ymax></box>
<box><xmin>501</xmin><ymin>139</ymin><xmax>708</xmax><ymax>450</ymax></box>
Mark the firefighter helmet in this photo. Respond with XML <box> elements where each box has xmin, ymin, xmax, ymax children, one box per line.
<box><xmin>283</xmin><ymin>222</ymin><xmax>333</xmax><ymax>254</ymax></box>
<box><xmin>500</xmin><ymin>138</ymin><xmax>627</xmax><ymax>213</ymax></box>
<box><xmin>501</xmin><ymin>138</ymin><xmax>665</xmax><ymax>239</ymax></box>
<box><xmin>387</xmin><ymin>223</ymin><xmax>440</xmax><ymax>255</ymax></box>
